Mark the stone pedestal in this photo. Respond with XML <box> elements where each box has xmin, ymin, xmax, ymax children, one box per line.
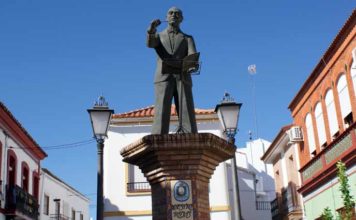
<box><xmin>120</xmin><ymin>133</ymin><xmax>235</xmax><ymax>220</ymax></box>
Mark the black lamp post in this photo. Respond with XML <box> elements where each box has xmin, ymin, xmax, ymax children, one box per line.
<box><xmin>87</xmin><ymin>96</ymin><xmax>114</xmax><ymax>220</ymax></box>
<box><xmin>215</xmin><ymin>92</ymin><xmax>242</xmax><ymax>220</ymax></box>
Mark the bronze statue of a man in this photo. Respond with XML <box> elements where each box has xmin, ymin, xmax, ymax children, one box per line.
<box><xmin>147</xmin><ymin>7</ymin><xmax>199</xmax><ymax>134</ymax></box>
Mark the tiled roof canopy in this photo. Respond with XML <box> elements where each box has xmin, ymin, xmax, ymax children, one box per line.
<box><xmin>112</xmin><ymin>105</ymin><xmax>215</xmax><ymax>119</ymax></box>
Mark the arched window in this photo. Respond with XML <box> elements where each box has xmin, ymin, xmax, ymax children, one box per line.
<box><xmin>7</xmin><ymin>150</ymin><xmax>17</xmax><ymax>186</ymax></box>
<box><xmin>351</xmin><ymin>48</ymin><xmax>356</xmax><ymax>97</ymax></box>
<box><xmin>337</xmin><ymin>74</ymin><xmax>353</xmax><ymax>127</ymax></box>
<box><xmin>325</xmin><ymin>89</ymin><xmax>339</xmax><ymax>137</ymax></box>
<box><xmin>305</xmin><ymin>113</ymin><xmax>316</xmax><ymax>156</ymax></box>
<box><xmin>21</xmin><ymin>162</ymin><xmax>29</xmax><ymax>192</ymax></box>
<box><xmin>314</xmin><ymin>102</ymin><xmax>327</xmax><ymax>147</ymax></box>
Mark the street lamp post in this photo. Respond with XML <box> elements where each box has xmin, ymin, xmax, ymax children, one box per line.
<box><xmin>87</xmin><ymin>96</ymin><xmax>114</xmax><ymax>220</ymax></box>
<box><xmin>215</xmin><ymin>92</ymin><xmax>243</xmax><ymax>220</ymax></box>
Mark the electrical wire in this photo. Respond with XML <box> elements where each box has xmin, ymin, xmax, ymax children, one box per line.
<box><xmin>9</xmin><ymin>139</ymin><xmax>95</xmax><ymax>151</ymax></box>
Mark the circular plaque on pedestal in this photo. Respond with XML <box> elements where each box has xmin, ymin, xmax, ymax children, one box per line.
<box><xmin>173</xmin><ymin>181</ymin><xmax>190</xmax><ymax>202</ymax></box>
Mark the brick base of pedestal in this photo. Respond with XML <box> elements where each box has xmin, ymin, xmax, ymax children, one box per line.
<box><xmin>120</xmin><ymin>133</ymin><xmax>235</xmax><ymax>220</ymax></box>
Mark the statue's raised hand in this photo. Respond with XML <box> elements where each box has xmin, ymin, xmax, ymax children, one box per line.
<box><xmin>148</xmin><ymin>19</ymin><xmax>161</xmax><ymax>34</ymax></box>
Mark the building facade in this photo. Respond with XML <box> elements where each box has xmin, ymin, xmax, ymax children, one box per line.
<box><xmin>103</xmin><ymin>105</ymin><xmax>275</xmax><ymax>220</ymax></box>
<box><xmin>0</xmin><ymin>101</ymin><xmax>91</xmax><ymax>220</ymax></box>
<box><xmin>234</xmin><ymin>138</ymin><xmax>276</xmax><ymax>220</ymax></box>
<box><xmin>39</xmin><ymin>168</ymin><xmax>90</xmax><ymax>220</ymax></box>
<box><xmin>0</xmin><ymin>102</ymin><xmax>47</xmax><ymax>220</ymax></box>
<box><xmin>288</xmin><ymin>10</ymin><xmax>356</xmax><ymax>219</ymax></box>
<box><xmin>261</xmin><ymin>125</ymin><xmax>304</xmax><ymax>220</ymax></box>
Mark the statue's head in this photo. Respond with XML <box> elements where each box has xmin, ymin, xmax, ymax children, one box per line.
<box><xmin>166</xmin><ymin>7</ymin><xmax>183</xmax><ymax>27</ymax></box>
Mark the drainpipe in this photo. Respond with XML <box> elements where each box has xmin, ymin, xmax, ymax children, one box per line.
<box><xmin>39</xmin><ymin>170</ymin><xmax>45</xmax><ymax>219</ymax></box>
<box><xmin>2</xmin><ymin>130</ymin><xmax>9</xmax><ymax>205</ymax></box>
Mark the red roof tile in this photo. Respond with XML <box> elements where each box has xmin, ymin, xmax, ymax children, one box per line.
<box><xmin>112</xmin><ymin>105</ymin><xmax>215</xmax><ymax>119</ymax></box>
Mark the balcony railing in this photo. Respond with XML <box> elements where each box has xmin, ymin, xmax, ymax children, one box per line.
<box><xmin>281</xmin><ymin>183</ymin><xmax>301</xmax><ymax>213</ymax></box>
<box><xmin>127</xmin><ymin>182</ymin><xmax>151</xmax><ymax>193</ymax></box>
<box><xmin>49</xmin><ymin>214</ymin><xmax>70</xmax><ymax>220</ymax></box>
<box><xmin>256</xmin><ymin>200</ymin><xmax>271</xmax><ymax>210</ymax></box>
<box><xmin>300</xmin><ymin>123</ymin><xmax>356</xmax><ymax>184</ymax></box>
<box><xmin>270</xmin><ymin>196</ymin><xmax>280</xmax><ymax>220</ymax></box>
<box><xmin>5</xmin><ymin>184</ymin><xmax>39</xmax><ymax>219</ymax></box>
<box><xmin>271</xmin><ymin>183</ymin><xmax>302</xmax><ymax>220</ymax></box>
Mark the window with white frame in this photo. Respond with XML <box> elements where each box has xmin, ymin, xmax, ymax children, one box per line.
<box><xmin>337</xmin><ymin>74</ymin><xmax>353</xmax><ymax>127</ymax></box>
<box><xmin>325</xmin><ymin>89</ymin><xmax>339</xmax><ymax>137</ymax></box>
<box><xmin>315</xmin><ymin>102</ymin><xmax>327</xmax><ymax>147</ymax></box>
<box><xmin>43</xmin><ymin>194</ymin><xmax>49</xmax><ymax>215</ymax></box>
<box><xmin>305</xmin><ymin>113</ymin><xmax>316</xmax><ymax>156</ymax></box>
<box><xmin>351</xmin><ymin>48</ymin><xmax>356</xmax><ymax>97</ymax></box>
<box><xmin>127</xmin><ymin>164</ymin><xmax>150</xmax><ymax>192</ymax></box>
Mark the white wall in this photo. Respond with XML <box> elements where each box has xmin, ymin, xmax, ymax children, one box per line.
<box><xmin>0</xmin><ymin>127</ymin><xmax>40</xmax><ymax>196</ymax></box>
<box><xmin>227</xmin><ymin>139</ymin><xmax>275</xmax><ymax>220</ymax></box>
<box><xmin>39</xmin><ymin>169</ymin><xmax>90</xmax><ymax>220</ymax></box>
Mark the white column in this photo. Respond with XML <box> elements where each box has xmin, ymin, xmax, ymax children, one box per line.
<box><xmin>280</xmin><ymin>152</ymin><xmax>288</xmax><ymax>188</ymax></box>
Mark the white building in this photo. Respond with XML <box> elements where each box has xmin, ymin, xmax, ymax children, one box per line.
<box><xmin>231</xmin><ymin>139</ymin><xmax>276</xmax><ymax>220</ymax></box>
<box><xmin>0</xmin><ymin>102</ymin><xmax>47</xmax><ymax>220</ymax></box>
<box><xmin>103</xmin><ymin>105</ymin><xmax>276</xmax><ymax>220</ymax></box>
<box><xmin>39</xmin><ymin>168</ymin><xmax>90</xmax><ymax>220</ymax></box>
<box><xmin>0</xmin><ymin>101</ymin><xmax>90</xmax><ymax>220</ymax></box>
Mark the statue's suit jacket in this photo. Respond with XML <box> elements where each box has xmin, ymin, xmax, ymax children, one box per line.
<box><xmin>147</xmin><ymin>28</ymin><xmax>197</xmax><ymax>86</ymax></box>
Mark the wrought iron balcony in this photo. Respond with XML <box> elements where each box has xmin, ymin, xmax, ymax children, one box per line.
<box><xmin>271</xmin><ymin>183</ymin><xmax>302</xmax><ymax>220</ymax></box>
<box><xmin>281</xmin><ymin>183</ymin><xmax>301</xmax><ymax>213</ymax></box>
<box><xmin>270</xmin><ymin>196</ymin><xmax>281</xmax><ymax>220</ymax></box>
<box><xmin>127</xmin><ymin>182</ymin><xmax>151</xmax><ymax>193</ymax></box>
<box><xmin>256</xmin><ymin>200</ymin><xmax>271</xmax><ymax>210</ymax></box>
<box><xmin>300</xmin><ymin>122</ymin><xmax>356</xmax><ymax>189</ymax></box>
<box><xmin>5</xmin><ymin>184</ymin><xmax>39</xmax><ymax>219</ymax></box>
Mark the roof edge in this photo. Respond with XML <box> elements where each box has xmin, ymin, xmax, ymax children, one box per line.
<box><xmin>261</xmin><ymin>124</ymin><xmax>293</xmax><ymax>162</ymax></box>
<box><xmin>288</xmin><ymin>9</ymin><xmax>356</xmax><ymax>111</ymax></box>
<box><xmin>42</xmin><ymin>168</ymin><xmax>90</xmax><ymax>202</ymax></box>
<box><xmin>0</xmin><ymin>102</ymin><xmax>47</xmax><ymax>159</ymax></box>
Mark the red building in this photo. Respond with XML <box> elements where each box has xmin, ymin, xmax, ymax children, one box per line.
<box><xmin>288</xmin><ymin>9</ymin><xmax>356</xmax><ymax>219</ymax></box>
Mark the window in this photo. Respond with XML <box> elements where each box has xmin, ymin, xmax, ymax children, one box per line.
<box><xmin>80</xmin><ymin>214</ymin><xmax>83</xmax><ymax>220</ymax></box>
<box><xmin>325</xmin><ymin>89</ymin><xmax>339</xmax><ymax>137</ymax></box>
<box><xmin>351</xmin><ymin>48</ymin><xmax>356</xmax><ymax>97</ymax></box>
<box><xmin>7</xmin><ymin>150</ymin><xmax>17</xmax><ymax>186</ymax></box>
<box><xmin>305</xmin><ymin>114</ymin><xmax>316</xmax><ymax>156</ymax></box>
<box><xmin>127</xmin><ymin>164</ymin><xmax>150</xmax><ymax>193</ymax></box>
<box><xmin>54</xmin><ymin>199</ymin><xmax>61</xmax><ymax>217</ymax></box>
<box><xmin>344</xmin><ymin>112</ymin><xmax>353</xmax><ymax>128</ymax></box>
<box><xmin>337</xmin><ymin>74</ymin><xmax>352</xmax><ymax>128</ymax></box>
<box><xmin>21</xmin><ymin>162</ymin><xmax>29</xmax><ymax>192</ymax></box>
<box><xmin>72</xmin><ymin>209</ymin><xmax>76</xmax><ymax>220</ymax></box>
<box><xmin>43</xmin><ymin>195</ymin><xmax>49</xmax><ymax>215</ymax></box>
<box><xmin>314</xmin><ymin>102</ymin><xmax>327</xmax><ymax>147</ymax></box>
<box><xmin>33</xmin><ymin>172</ymin><xmax>40</xmax><ymax>200</ymax></box>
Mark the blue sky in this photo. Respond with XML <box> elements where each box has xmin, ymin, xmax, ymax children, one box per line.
<box><xmin>0</xmin><ymin>1</ymin><xmax>354</xmax><ymax>218</ymax></box>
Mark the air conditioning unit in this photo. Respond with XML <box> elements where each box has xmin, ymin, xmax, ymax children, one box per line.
<box><xmin>288</xmin><ymin>126</ymin><xmax>303</xmax><ymax>142</ymax></box>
